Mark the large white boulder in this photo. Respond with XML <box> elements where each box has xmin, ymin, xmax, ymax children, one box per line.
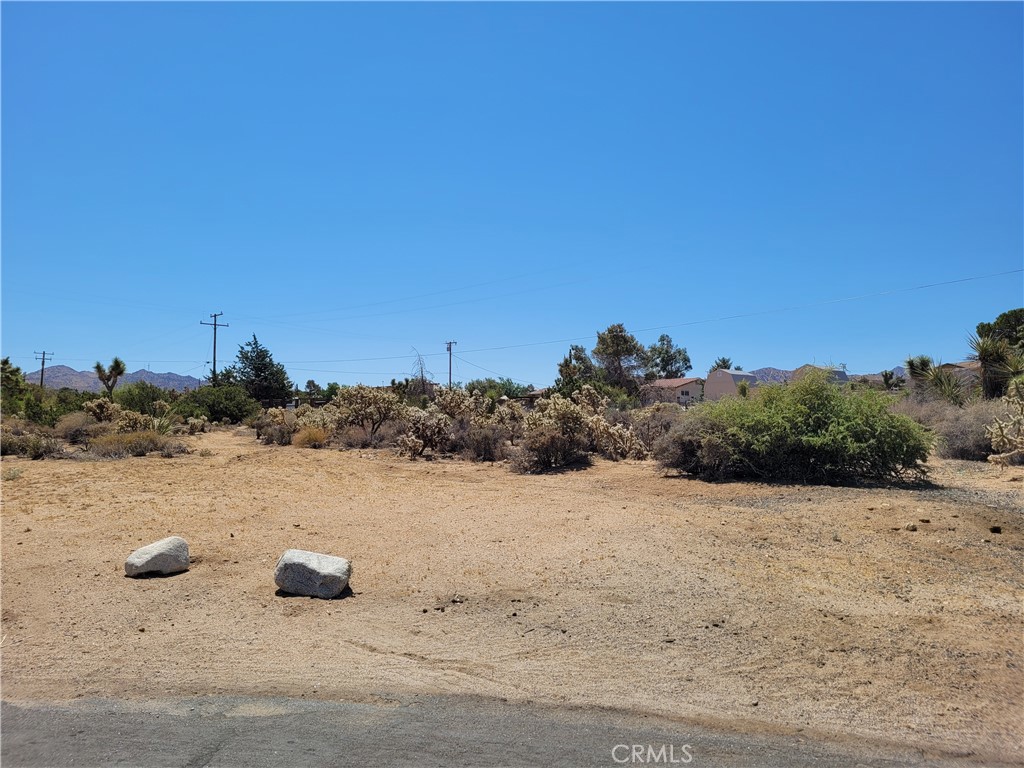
<box><xmin>274</xmin><ymin>549</ymin><xmax>352</xmax><ymax>598</ymax></box>
<box><xmin>125</xmin><ymin>536</ymin><xmax>190</xmax><ymax>577</ymax></box>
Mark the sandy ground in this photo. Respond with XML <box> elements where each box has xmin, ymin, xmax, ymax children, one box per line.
<box><xmin>1</xmin><ymin>429</ymin><xmax>1021</xmax><ymax>763</ymax></box>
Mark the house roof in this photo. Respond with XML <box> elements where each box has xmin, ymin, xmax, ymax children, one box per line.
<box><xmin>710</xmin><ymin>369</ymin><xmax>757</xmax><ymax>380</ymax></box>
<box><xmin>647</xmin><ymin>377</ymin><xmax>704</xmax><ymax>388</ymax></box>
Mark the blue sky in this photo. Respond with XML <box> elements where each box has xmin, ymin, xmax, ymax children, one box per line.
<box><xmin>3</xmin><ymin>2</ymin><xmax>1021</xmax><ymax>388</ymax></box>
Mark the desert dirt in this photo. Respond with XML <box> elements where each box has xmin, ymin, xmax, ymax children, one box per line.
<box><xmin>1</xmin><ymin>428</ymin><xmax>1022</xmax><ymax>763</ymax></box>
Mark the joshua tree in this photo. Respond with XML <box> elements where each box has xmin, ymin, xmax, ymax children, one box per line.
<box><xmin>968</xmin><ymin>333</ymin><xmax>1014</xmax><ymax>399</ymax></box>
<box><xmin>94</xmin><ymin>357</ymin><xmax>127</xmax><ymax>399</ymax></box>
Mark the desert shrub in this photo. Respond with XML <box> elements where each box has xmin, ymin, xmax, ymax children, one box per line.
<box><xmin>654</xmin><ymin>371</ymin><xmax>931</xmax><ymax>484</ymax></box>
<box><xmin>0</xmin><ymin>427</ymin><xmax>63</xmax><ymax>459</ymax></box>
<box><xmin>511</xmin><ymin>422</ymin><xmax>591</xmax><ymax>473</ymax></box>
<box><xmin>84</xmin><ymin>398</ymin><xmax>123</xmax><ymax>423</ymax></box>
<box><xmin>259</xmin><ymin>424</ymin><xmax>293</xmax><ymax>446</ymax></box>
<box><xmin>115</xmin><ymin>409</ymin><xmax>155</xmax><ymax>434</ymax></box>
<box><xmin>55</xmin><ymin>412</ymin><xmax>110</xmax><ymax>445</ymax></box>
<box><xmin>512</xmin><ymin>386</ymin><xmax>645</xmax><ymax>471</ymax></box>
<box><xmin>616</xmin><ymin>403</ymin><xmax>687</xmax><ymax>452</ymax></box>
<box><xmin>173</xmin><ymin>385</ymin><xmax>261</xmax><ymax>424</ymax></box>
<box><xmin>293</xmin><ymin>426</ymin><xmax>329</xmax><ymax>449</ymax></box>
<box><xmin>87</xmin><ymin>431</ymin><xmax>186</xmax><ymax>458</ymax></box>
<box><xmin>460</xmin><ymin>423</ymin><xmax>511</xmax><ymax>462</ymax></box>
<box><xmin>893</xmin><ymin>396</ymin><xmax>1006</xmax><ymax>461</ymax></box>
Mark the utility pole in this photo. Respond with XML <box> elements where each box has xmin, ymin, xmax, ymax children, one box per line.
<box><xmin>34</xmin><ymin>351</ymin><xmax>53</xmax><ymax>388</ymax></box>
<box><xmin>200</xmin><ymin>312</ymin><xmax>228</xmax><ymax>384</ymax></box>
<box><xmin>446</xmin><ymin>341</ymin><xmax>457</xmax><ymax>388</ymax></box>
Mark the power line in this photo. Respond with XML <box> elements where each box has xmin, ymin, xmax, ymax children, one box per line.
<box><xmin>452</xmin><ymin>354</ymin><xmax>532</xmax><ymax>386</ymax></box>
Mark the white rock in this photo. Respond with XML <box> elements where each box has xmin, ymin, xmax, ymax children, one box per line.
<box><xmin>274</xmin><ymin>549</ymin><xmax>351</xmax><ymax>598</ymax></box>
<box><xmin>125</xmin><ymin>536</ymin><xmax>190</xmax><ymax>577</ymax></box>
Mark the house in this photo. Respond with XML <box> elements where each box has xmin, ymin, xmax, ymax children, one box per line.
<box><xmin>641</xmin><ymin>377</ymin><xmax>705</xmax><ymax>406</ymax></box>
<box><xmin>703</xmin><ymin>369</ymin><xmax>758</xmax><ymax>401</ymax></box>
<box><xmin>790</xmin><ymin>364</ymin><xmax>849</xmax><ymax>383</ymax></box>
<box><xmin>938</xmin><ymin>361</ymin><xmax>981</xmax><ymax>388</ymax></box>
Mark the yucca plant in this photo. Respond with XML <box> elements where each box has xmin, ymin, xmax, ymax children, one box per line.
<box><xmin>968</xmin><ymin>334</ymin><xmax>1013</xmax><ymax>399</ymax></box>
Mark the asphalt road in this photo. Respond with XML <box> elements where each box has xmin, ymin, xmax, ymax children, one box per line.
<box><xmin>0</xmin><ymin>695</ymin><xmax>996</xmax><ymax>768</ymax></box>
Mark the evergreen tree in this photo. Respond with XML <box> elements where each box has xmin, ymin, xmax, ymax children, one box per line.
<box><xmin>222</xmin><ymin>335</ymin><xmax>293</xmax><ymax>402</ymax></box>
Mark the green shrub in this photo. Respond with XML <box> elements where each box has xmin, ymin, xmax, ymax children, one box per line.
<box><xmin>654</xmin><ymin>371</ymin><xmax>931</xmax><ymax>484</ymax></box>
<box><xmin>174</xmin><ymin>385</ymin><xmax>260</xmax><ymax>424</ymax></box>
<box><xmin>114</xmin><ymin>381</ymin><xmax>176</xmax><ymax>416</ymax></box>
<box><xmin>87</xmin><ymin>431</ymin><xmax>187</xmax><ymax>458</ymax></box>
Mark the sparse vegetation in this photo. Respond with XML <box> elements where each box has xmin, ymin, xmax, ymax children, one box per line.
<box><xmin>86</xmin><ymin>431</ymin><xmax>187</xmax><ymax>459</ymax></box>
<box><xmin>293</xmin><ymin>426</ymin><xmax>329</xmax><ymax>449</ymax></box>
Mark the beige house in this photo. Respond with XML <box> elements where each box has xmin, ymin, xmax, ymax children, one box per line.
<box><xmin>641</xmin><ymin>377</ymin><xmax>704</xmax><ymax>406</ymax></box>
<box><xmin>703</xmin><ymin>369</ymin><xmax>758</xmax><ymax>401</ymax></box>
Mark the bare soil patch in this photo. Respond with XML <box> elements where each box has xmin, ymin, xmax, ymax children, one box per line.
<box><xmin>2</xmin><ymin>429</ymin><xmax>1021</xmax><ymax>762</ymax></box>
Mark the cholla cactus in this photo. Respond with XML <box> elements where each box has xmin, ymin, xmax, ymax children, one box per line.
<box><xmin>396</xmin><ymin>433</ymin><xmax>426</xmax><ymax>459</ymax></box>
<box><xmin>987</xmin><ymin>378</ymin><xmax>1024</xmax><ymax>468</ymax></box>
<box><xmin>589</xmin><ymin>417</ymin><xmax>648</xmax><ymax>460</ymax></box>
<box><xmin>297</xmin><ymin>404</ymin><xmax>341</xmax><ymax>432</ymax></box>
<box><xmin>404</xmin><ymin>406</ymin><xmax>452</xmax><ymax>453</ymax></box>
<box><xmin>332</xmin><ymin>384</ymin><xmax>408</xmax><ymax>438</ymax></box>
<box><xmin>264</xmin><ymin>407</ymin><xmax>290</xmax><ymax>426</ymax></box>
<box><xmin>186</xmin><ymin>416</ymin><xmax>209</xmax><ymax>435</ymax></box>
<box><xmin>571</xmin><ymin>385</ymin><xmax>610</xmax><ymax>417</ymax></box>
<box><xmin>433</xmin><ymin>387</ymin><xmax>488</xmax><ymax>422</ymax></box>
<box><xmin>492</xmin><ymin>400</ymin><xmax>525</xmax><ymax>444</ymax></box>
<box><xmin>84</xmin><ymin>398</ymin><xmax>122</xmax><ymax>423</ymax></box>
<box><xmin>115</xmin><ymin>409</ymin><xmax>155</xmax><ymax>434</ymax></box>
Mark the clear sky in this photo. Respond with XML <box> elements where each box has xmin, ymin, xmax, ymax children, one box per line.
<box><xmin>3</xmin><ymin>2</ymin><xmax>1021</xmax><ymax>389</ymax></box>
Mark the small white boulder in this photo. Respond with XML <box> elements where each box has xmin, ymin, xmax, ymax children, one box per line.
<box><xmin>125</xmin><ymin>536</ymin><xmax>190</xmax><ymax>577</ymax></box>
<box><xmin>274</xmin><ymin>549</ymin><xmax>351</xmax><ymax>598</ymax></box>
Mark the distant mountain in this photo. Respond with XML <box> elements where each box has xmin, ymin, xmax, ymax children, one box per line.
<box><xmin>749</xmin><ymin>365</ymin><xmax>906</xmax><ymax>384</ymax></box>
<box><xmin>749</xmin><ymin>367</ymin><xmax>791</xmax><ymax>384</ymax></box>
<box><xmin>25</xmin><ymin>365</ymin><xmax>202</xmax><ymax>393</ymax></box>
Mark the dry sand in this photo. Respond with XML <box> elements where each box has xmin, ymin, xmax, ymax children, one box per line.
<box><xmin>2</xmin><ymin>428</ymin><xmax>1021</xmax><ymax>762</ymax></box>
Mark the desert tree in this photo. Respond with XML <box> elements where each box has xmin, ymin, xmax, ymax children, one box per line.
<box><xmin>221</xmin><ymin>335</ymin><xmax>293</xmax><ymax>403</ymax></box>
<box><xmin>592</xmin><ymin>324</ymin><xmax>647</xmax><ymax>393</ymax></box>
<box><xmin>554</xmin><ymin>344</ymin><xmax>600</xmax><ymax>396</ymax></box>
<box><xmin>646</xmin><ymin>334</ymin><xmax>692</xmax><ymax>380</ymax></box>
<box><xmin>976</xmin><ymin>308</ymin><xmax>1024</xmax><ymax>351</ymax></box>
<box><xmin>94</xmin><ymin>357</ymin><xmax>127</xmax><ymax>399</ymax></box>
<box><xmin>709</xmin><ymin>357</ymin><xmax>735</xmax><ymax>374</ymax></box>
